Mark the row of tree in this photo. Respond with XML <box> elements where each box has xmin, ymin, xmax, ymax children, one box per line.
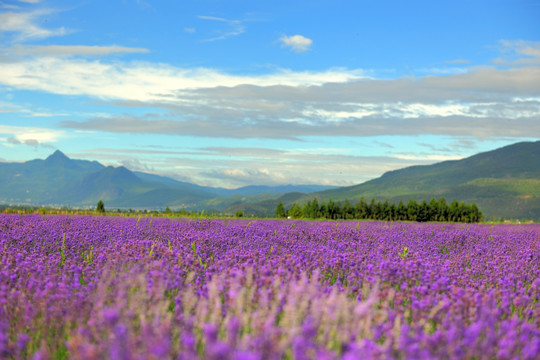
<box><xmin>276</xmin><ymin>197</ymin><xmax>483</xmax><ymax>223</ymax></box>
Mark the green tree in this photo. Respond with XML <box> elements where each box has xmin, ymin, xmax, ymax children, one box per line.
<box><xmin>326</xmin><ymin>199</ymin><xmax>338</xmax><ymax>219</ymax></box>
<box><xmin>396</xmin><ymin>200</ymin><xmax>407</xmax><ymax>220</ymax></box>
<box><xmin>372</xmin><ymin>200</ymin><xmax>382</xmax><ymax>220</ymax></box>
<box><xmin>368</xmin><ymin>199</ymin><xmax>376</xmax><ymax>219</ymax></box>
<box><xmin>275</xmin><ymin>201</ymin><xmax>286</xmax><ymax>218</ymax></box>
<box><xmin>417</xmin><ymin>200</ymin><xmax>429</xmax><ymax>222</ymax></box>
<box><xmin>96</xmin><ymin>200</ymin><xmax>105</xmax><ymax>214</ymax></box>
<box><xmin>355</xmin><ymin>198</ymin><xmax>368</xmax><ymax>219</ymax></box>
<box><xmin>428</xmin><ymin>198</ymin><xmax>439</xmax><ymax>221</ymax></box>
<box><xmin>320</xmin><ymin>202</ymin><xmax>329</xmax><ymax>219</ymax></box>
<box><xmin>407</xmin><ymin>199</ymin><xmax>418</xmax><ymax>221</ymax></box>
<box><xmin>449</xmin><ymin>200</ymin><xmax>460</xmax><ymax>222</ymax></box>
<box><xmin>470</xmin><ymin>203</ymin><xmax>482</xmax><ymax>222</ymax></box>
<box><xmin>342</xmin><ymin>199</ymin><xmax>354</xmax><ymax>219</ymax></box>
<box><xmin>302</xmin><ymin>200</ymin><xmax>312</xmax><ymax>218</ymax></box>
<box><xmin>381</xmin><ymin>200</ymin><xmax>392</xmax><ymax>220</ymax></box>
<box><xmin>309</xmin><ymin>198</ymin><xmax>320</xmax><ymax>218</ymax></box>
<box><xmin>288</xmin><ymin>202</ymin><xmax>303</xmax><ymax>219</ymax></box>
<box><xmin>437</xmin><ymin>197</ymin><xmax>448</xmax><ymax>221</ymax></box>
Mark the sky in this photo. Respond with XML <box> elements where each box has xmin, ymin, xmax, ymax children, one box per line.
<box><xmin>0</xmin><ymin>0</ymin><xmax>539</xmax><ymax>189</ymax></box>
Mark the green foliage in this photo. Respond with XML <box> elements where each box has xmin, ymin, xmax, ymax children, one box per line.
<box><xmin>277</xmin><ymin>197</ymin><xmax>483</xmax><ymax>223</ymax></box>
<box><xmin>96</xmin><ymin>200</ymin><xmax>105</xmax><ymax>213</ymax></box>
<box><xmin>287</xmin><ymin>203</ymin><xmax>303</xmax><ymax>219</ymax></box>
<box><xmin>59</xmin><ymin>233</ymin><xmax>66</xmax><ymax>268</ymax></box>
<box><xmin>82</xmin><ymin>246</ymin><xmax>94</xmax><ymax>265</ymax></box>
<box><xmin>399</xmin><ymin>247</ymin><xmax>409</xmax><ymax>259</ymax></box>
<box><xmin>275</xmin><ymin>201</ymin><xmax>286</xmax><ymax>218</ymax></box>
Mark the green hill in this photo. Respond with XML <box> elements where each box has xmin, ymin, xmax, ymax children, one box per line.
<box><xmin>253</xmin><ymin>141</ymin><xmax>540</xmax><ymax>220</ymax></box>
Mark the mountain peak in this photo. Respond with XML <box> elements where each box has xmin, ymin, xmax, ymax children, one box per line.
<box><xmin>46</xmin><ymin>150</ymin><xmax>70</xmax><ymax>162</ymax></box>
<box><xmin>44</xmin><ymin>150</ymin><xmax>77</xmax><ymax>169</ymax></box>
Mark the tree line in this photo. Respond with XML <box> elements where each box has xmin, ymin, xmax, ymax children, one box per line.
<box><xmin>276</xmin><ymin>197</ymin><xmax>483</xmax><ymax>223</ymax></box>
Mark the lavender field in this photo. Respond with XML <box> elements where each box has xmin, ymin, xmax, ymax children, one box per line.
<box><xmin>1</xmin><ymin>214</ymin><xmax>539</xmax><ymax>359</ymax></box>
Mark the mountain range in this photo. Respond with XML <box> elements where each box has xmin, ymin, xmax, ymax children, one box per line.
<box><xmin>1</xmin><ymin>140</ymin><xmax>539</xmax><ymax>220</ymax></box>
<box><xmin>0</xmin><ymin>150</ymin><xmax>333</xmax><ymax>210</ymax></box>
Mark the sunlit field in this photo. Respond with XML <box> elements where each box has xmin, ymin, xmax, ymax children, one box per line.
<box><xmin>1</xmin><ymin>214</ymin><xmax>539</xmax><ymax>359</ymax></box>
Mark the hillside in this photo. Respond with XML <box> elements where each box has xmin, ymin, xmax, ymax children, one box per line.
<box><xmin>245</xmin><ymin>141</ymin><xmax>540</xmax><ymax>220</ymax></box>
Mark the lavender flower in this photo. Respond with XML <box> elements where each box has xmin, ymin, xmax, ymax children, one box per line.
<box><xmin>0</xmin><ymin>214</ymin><xmax>538</xmax><ymax>359</ymax></box>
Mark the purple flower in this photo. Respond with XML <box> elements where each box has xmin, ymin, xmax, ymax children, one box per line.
<box><xmin>17</xmin><ymin>333</ymin><xmax>30</xmax><ymax>351</ymax></box>
<box><xmin>1</xmin><ymin>215</ymin><xmax>539</xmax><ymax>359</ymax></box>
<box><xmin>103</xmin><ymin>307</ymin><xmax>120</xmax><ymax>326</ymax></box>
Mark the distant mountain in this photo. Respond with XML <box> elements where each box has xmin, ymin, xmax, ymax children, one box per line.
<box><xmin>0</xmin><ymin>150</ymin><xmax>104</xmax><ymax>205</ymax></box>
<box><xmin>133</xmin><ymin>171</ymin><xmax>335</xmax><ymax>197</ymax></box>
<box><xmin>57</xmin><ymin>166</ymin><xmax>145</xmax><ymax>205</ymax></box>
<box><xmin>3</xmin><ymin>142</ymin><xmax>538</xmax><ymax>220</ymax></box>
<box><xmin>0</xmin><ymin>150</ymin><xmax>332</xmax><ymax>209</ymax></box>
<box><xmin>277</xmin><ymin>141</ymin><xmax>540</xmax><ymax>220</ymax></box>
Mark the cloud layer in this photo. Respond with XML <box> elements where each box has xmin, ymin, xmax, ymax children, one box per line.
<box><xmin>57</xmin><ymin>64</ymin><xmax>540</xmax><ymax>140</ymax></box>
<box><xmin>1</xmin><ymin>8</ymin><xmax>537</xmax><ymax>143</ymax></box>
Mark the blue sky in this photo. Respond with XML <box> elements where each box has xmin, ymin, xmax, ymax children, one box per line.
<box><xmin>0</xmin><ymin>0</ymin><xmax>539</xmax><ymax>188</ymax></box>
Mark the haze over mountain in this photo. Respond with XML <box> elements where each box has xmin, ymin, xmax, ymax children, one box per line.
<box><xmin>0</xmin><ymin>150</ymin><xmax>334</xmax><ymax>209</ymax></box>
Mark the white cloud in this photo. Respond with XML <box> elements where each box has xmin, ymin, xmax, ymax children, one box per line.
<box><xmin>279</xmin><ymin>34</ymin><xmax>313</xmax><ymax>53</ymax></box>
<box><xmin>399</xmin><ymin>103</ymin><xmax>471</xmax><ymax>118</ymax></box>
<box><xmin>0</xmin><ymin>99</ymin><xmax>68</xmax><ymax>117</ymax></box>
<box><xmin>446</xmin><ymin>59</ymin><xmax>471</xmax><ymax>64</ymax></box>
<box><xmin>198</xmin><ymin>15</ymin><xmax>228</xmax><ymax>22</ymax></box>
<box><xmin>197</xmin><ymin>150</ymin><xmax>429</xmax><ymax>187</ymax></box>
<box><xmin>494</xmin><ymin>40</ymin><xmax>540</xmax><ymax>66</ymax></box>
<box><xmin>2</xmin><ymin>0</ymin><xmax>41</xmax><ymax>8</ymax></box>
<box><xmin>1</xmin><ymin>36</ymin><xmax>539</xmax><ymax>142</ymax></box>
<box><xmin>78</xmin><ymin>145</ymin><xmax>398</xmax><ymax>187</ymax></box>
<box><xmin>197</xmin><ymin>15</ymin><xmax>245</xmax><ymax>41</ymax></box>
<box><xmin>0</xmin><ymin>125</ymin><xmax>64</xmax><ymax>143</ymax></box>
<box><xmin>393</xmin><ymin>153</ymin><xmax>465</xmax><ymax>161</ymax></box>
<box><xmin>301</xmin><ymin>107</ymin><xmax>377</xmax><ymax>123</ymax></box>
<box><xmin>1</xmin><ymin>52</ymin><xmax>537</xmax><ymax>140</ymax></box>
<box><xmin>0</xmin><ymin>57</ymin><xmax>367</xmax><ymax>101</ymax></box>
<box><xmin>7</xmin><ymin>45</ymin><xmax>150</xmax><ymax>57</ymax></box>
<box><xmin>0</xmin><ymin>10</ymin><xmax>69</xmax><ymax>42</ymax></box>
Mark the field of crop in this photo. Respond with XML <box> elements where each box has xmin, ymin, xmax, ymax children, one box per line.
<box><xmin>1</xmin><ymin>214</ymin><xmax>539</xmax><ymax>359</ymax></box>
